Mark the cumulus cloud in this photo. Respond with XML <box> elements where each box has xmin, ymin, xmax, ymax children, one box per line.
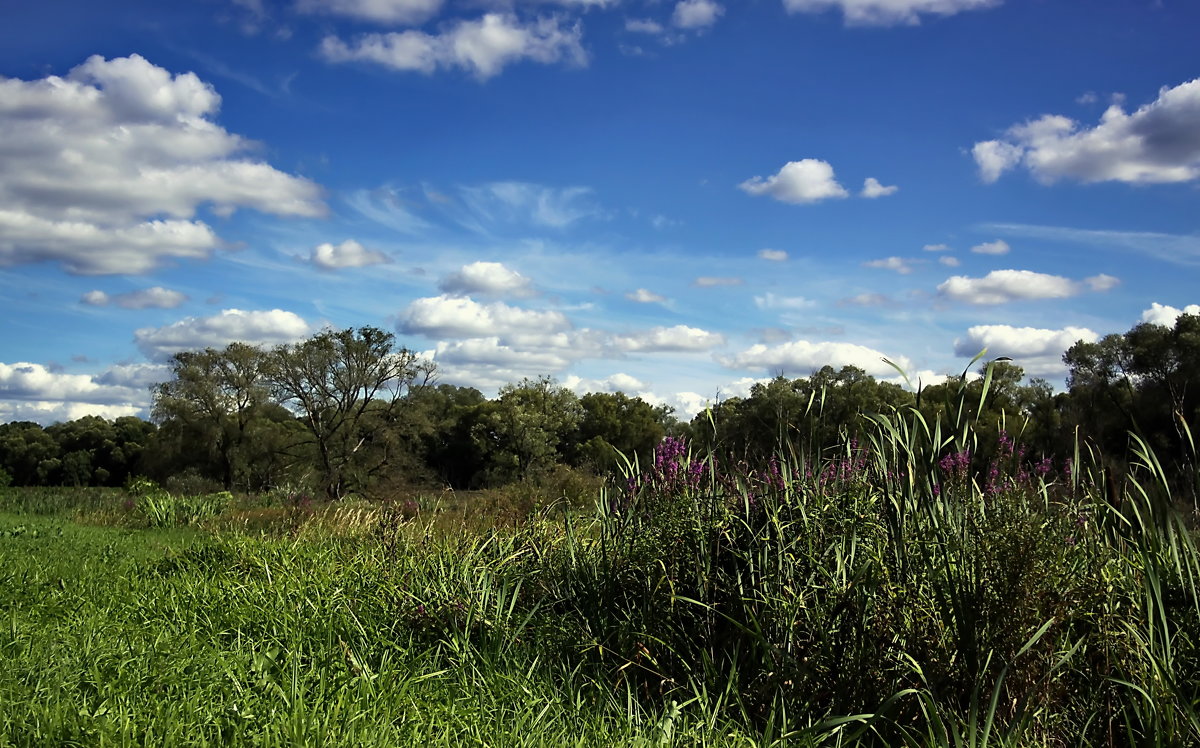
<box><xmin>625</xmin><ymin>288</ymin><xmax>667</xmax><ymax>304</ymax></box>
<box><xmin>971</xmin><ymin>139</ymin><xmax>1024</xmax><ymax>183</ymax></box>
<box><xmin>861</xmin><ymin>177</ymin><xmax>899</xmax><ymax>198</ymax></box>
<box><xmin>937</xmin><ymin>269</ymin><xmax>1119</xmax><ymax>305</ymax></box>
<box><xmin>309</xmin><ymin>239</ymin><xmax>390</xmax><ymax>270</ymax></box>
<box><xmin>0</xmin><ymin>55</ymin><xmax>324</xmax><ymax>275</ymax></box>
<box><xmin>400</xmin><ymin>295</ymin><xmax>569</xmax><ymax>338</ymax></box>
<box><xmin>0</xmin><ymin>362</ymin><xmax>153</xmax><ymax>407</ymax></box>
<box><xmin>1141</xmin><ymin>302</ymin><xmax>1200</xmax><ymax>327</ymax></box>
<box><xmin>0</xmin><ymin>361</ymin><xmax>175</xmax><ymax>423</ymax></box>
<box><xmin>864</xmin><ymin>256</ymin><xmax>915</xmax><ymax>274</ymax></box>
<box><xmin>783</xmin><ymin>0</ymin><xmax>999</xmax><ymax>26</ymax></box>
<box><xmin>939</xmin><ymin>255</ymin><xmax>961</xmax><ymax>267</ymax></box>
<box><xmin>722</xmin><ymin>340</ymin><xmax>911</xmax><ymax>379</ymax></box>
<box><xmin>134</xmin><ymin>309</ymin><xmax>312</xmax><ymax>360</ymax></box>
<box><xmin>431</xmin><ymin>336</ymin><xmax>575</xmax><ymax>371</ymax></box>
<box><xmin>613</xmin><ymin>325</ymin><xmax>725</xmax><ymax>352</ymax></box>
<box><xmin>440</xmin><ymin>261</ymin><xmax>534</xmax><ymax>297</ymax></box>
<box><xmin>970</xmin><ymin>239</ymin><xmax>1010</xmax><ymax>255</ymax></box>
<box><xmin>297</xmin><ymin>0</ymin><xmax>444</xmax><ymax>25</ymax></box>
<box><xmin>953</xmin><ymin>324</ymin><xmax>1098</xmax><ymax>377</ymax></box>
<box><xmin>672</xmin><ymin>0</ymin><xmax>724</xmax><ymax>28</ymax></box>
<box><xmin>972</xmin><ymin>78</ymin><xmax>1200</xmax><ymax>184</ymax></box>
<box><xmin>739</xmin><ymin>159</ymin><xmax>849</xmax><ymax>204</ymax></box>
<box><xmin>0</xmin><ymin>400</ymin><xmax>145</xmax><ymax>424</ymax></box>
<box><xmin>923</xmin><ymin>243</ymin><xmax>951</xmax><ymax>252</ymax></box>
<box><xmin>758</xmin><ymin>248</ymin><xmax>789</xmax><ymax>261</ymax></box>
<box><xmin>563</xmin><ymin>372</ymin><xmax>648</xmax><ymax>395</ymax></box>
<box><xmin>319</xmin><ymin>13</ymin><xmax>587</xmax><ymax>79</ymax></box>
<box><xmin>81</xmin><ymin>286</ymin><xmax>188</xmax><ymax>309</ymax></box>
<box><xmin>693</xmin><ymin>276</ymin><xmax>744</xmax><ymax>288</ymax></box>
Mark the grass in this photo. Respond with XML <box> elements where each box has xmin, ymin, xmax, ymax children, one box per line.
<box><xmin>0</xmin><ymin>368</ymin><xmax>1197</xmax><ymax>745</ymax></box>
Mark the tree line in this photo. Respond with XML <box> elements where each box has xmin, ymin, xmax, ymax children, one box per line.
<box><xmin>2</xmin><ymin>314</ymin><xmax>1198</xmax><ymax>497</ymax></box>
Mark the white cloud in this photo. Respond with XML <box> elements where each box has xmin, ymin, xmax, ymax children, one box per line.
<box><xmin>693</xmin><ymin>276</ymin><xmax>744</xmax><ymax>287</ymax></box>
<box><xmin>81</xmin><ymin>286</ymin><xmax>187</xmax><ymax>309</ymax></box>
<box><xmin>0</xmin><ymin>55</ymin><xmax>324</xmax><ymax>275</ymax></box>
<box><xmin>783</xmin><ymin>0</ymin><xmax>999</xmax><ymax>26</ymax></box>
<box><xmin>613</xmin><ymin>325</ymin><xmax>725</xmax><ymax>352</ymax></box>
<box><xmin>953</xmin><ymin>324</ymin><xmax>1098</xmax><ymax>378</ymax></box>
<box><xmin>672</xmin><ymin>0</ymin><xmax>724</xmax><ymax>28</ymax></box>
<box><xmin>1085</xmin><ymin>273</ymin><xmax>1120</xmax><ymax>292</ymax></box>
<box><xmin>722</xmin><ymin>340</ymin><xmax>911</xmax><ymax>379</ymax></box>
<box><xmin>95</xmin><ymin>363</ymin><xmax>171</xmax><ymax>390</ymax></box>
<box><xmin>625</xmin><ymin>18</ymin><xmax>664</xmax><ymax>33</ymax></box>
<box><xmin>971</xmin><ymin>139</ymin><xmax>1024</xmax><ymax>183</ymax></box>
<box><xmin>427</xmin><ymin>329</ymin><xmax>608</xmax><ymax>391</ymax></box>
<box><xmin>755</xmin><ymin>292</ymin><xmax>816</xmax><ymax>310</ymax></box>
<box><xmin>864</xmin><ymin>256</ymin><xmax>915</xmax><ymax>274</ymax></box>
<box><xmin>937</xmin><ymin>269</ymin><xmax>1117</xmax><ymax>305</ymax></box>
<box><xmin>297</xmin><ymin>0</ymin><xmax>444</xmax><ymax>25</ymax></box>
<box><xmin>758</xmin><ymin>248</ymin><xmax>789</xmax><ymax>261</ymax></box>
<box><xmin>0</xmin><ymin>55</ymin><xmax>324</xmax><ymax>276</ymax></box>
<box><xmin>861</xmin><ymin>177</ymin><xmax>899</xmax><ymax>198</ymax></box>
<box><xmin>923</xmin><ymin>243</ymin><xmax>951</xmax><ymax>252</ymax></box>
<box><xmin>440</xmin><ymin>261</ymin><xmax>534</xmax><ymax>297</ymax></box>
<box><xmin>319</xmin><ymin>13</ymin><xmax>587</xmax><ymax>80</ymax></box>
<box><xmin>563</xmin><ymin>372</ymin><xmax>648</xmax><ymax>395</ymax></box>
<box><xmin>432</xmin><ymin>337</ymin><xmax>574</xmax><ymax>371</ymax></box>
<box><xmin>1141</xmin><ymin>302</ymin><xmax>1200</xmax><ymax>327</ymax></box>
<box><xmin>309</xmin><ymin>239</ymin><xmax>390</xmax><ymax>270</ymax></box>
<box><xmin>970</xmin><ymin>239</ymin><xmax>1010</xmax><ymax>255</ymax></box>
<box><xmin>81</xmin><ymin>291</ymin><xmax>110</xmax><ymax>306</ymax></box>
<box><xmin>400</xmin><ymin>295</ymin><xmax>569</xmax><ymax>338</ymax></box>
<box><xmin>0</xmin><ymin>361</ymin><xmax>175</xmax><ymax>423</ymax></box>
<box><xmin>939</xmin><ymin>255</ymin><xmax>961</xmax><ymax>267</ymax></box>
<box><xmin>0</xmin><ymin>400</ymin><xmax>145</xmax><ymax>425</ymax></box>
<box><xmin>134</xmin><ymin>309</ymin><xmax>312</xmax><ymax>360</ymax></box>
<box><xmin>0</xmin><ymin>361</ymin><xmax>153</xmax><ymax>407</ymax></box>
<box><xmin>973</xmin><ymin>78</ymin><xmax>1200</xmax><ymax>184</ymax></box>
<box><xmin>739</xmin><ymin>159</ymin><xmax>850</xmax><ymax>204</ymax></box>
<box><xmin>625</xmin><ymin>288</ymin><xmax>667</xmax><ymax>304</ymax></box>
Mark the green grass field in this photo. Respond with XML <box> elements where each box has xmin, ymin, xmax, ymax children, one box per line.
<box><xmin>0</xmin><ymin>507</ymin><xmax>758</xmax><ymax>746</ymax></box>
<box><xmin>2</xmin><ymin>399</ymin><xmax>1198</xmax><ymax>746</ymax></box>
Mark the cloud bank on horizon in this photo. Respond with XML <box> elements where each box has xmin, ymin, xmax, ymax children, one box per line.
<box><xmin>0</xmin><ymin>0</ymin><xmax>1197</xmax><ymax>423</ymax></box>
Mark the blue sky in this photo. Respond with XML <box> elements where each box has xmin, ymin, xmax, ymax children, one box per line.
<box><xmin>2</xmin><ymin>0</ymin><xmax>1199</xmax><ymax>423</ymax></box>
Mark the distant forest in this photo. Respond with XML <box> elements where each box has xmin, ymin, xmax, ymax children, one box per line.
<box><xmin>3</xmin><ymin>315</ymin><xmax>1199</xmax><ymax>500</ymax></box>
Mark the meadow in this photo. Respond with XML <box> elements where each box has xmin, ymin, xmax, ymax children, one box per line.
<box><xmin>1</xmin><ymin>374</ymin><xmax>1198</xmax><ymax>746</ymax></box>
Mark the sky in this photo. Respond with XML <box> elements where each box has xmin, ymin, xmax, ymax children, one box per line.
<box><xmin>1</xmin><ymin>0</ymin><xmax>1199</xmax><ymax>425</ymax></box>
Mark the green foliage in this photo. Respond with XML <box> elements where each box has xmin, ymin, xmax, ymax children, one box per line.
<box><xmin>473</xmin><ymin>376</ymin><xmax>584</xmax><ymax>484</ymax></box>
<box><xmin>126</xmin><ymin>476</ymin><xmax>232</xmax><ymax>527</ymax></box>
<box><xmin>573</xmin><ymin>391</ymin><xmax>672</xmax><ymax>472</ymax></box>
<box><xmin>268</xmin><ymin>326</ymin><xmax>437</xmax><ymax>499</ymax></box>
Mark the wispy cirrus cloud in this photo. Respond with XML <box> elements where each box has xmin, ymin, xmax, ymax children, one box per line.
<box><xmin>984</xmin><ymin>222</ymin><xmax>1200</xmax><ymax>266</ymax></box>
